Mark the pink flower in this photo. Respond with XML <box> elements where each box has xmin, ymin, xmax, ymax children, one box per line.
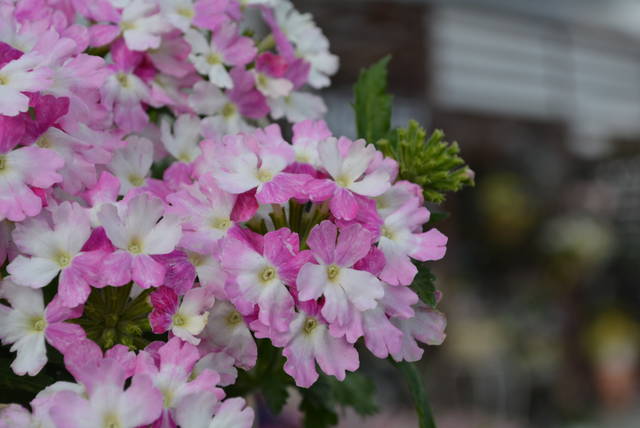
<box><xmin>208</xmin><ymin>127</ymin><xmax>308</xmax><ymax>204</ymax></box>
<box><xmin>7</xmin><ymin>202</ymin><xmax>101</xmax><ymax>307</ymax></box>
<box><xmin>149</xmin><ymin>285</ymin><xmax>215</xmax><ymax>344</ymax></box>
<box><xmin>199</xmin><ymin>299</ymin><xmax>257</xmax><ymax>370</ymax></box>
<box><xmin>101</xmin><ymin>40</ymin><xmax>150</xmax><ymax>132</ymax></box>
<box><xmin>378</xmin><ymin>199</ymin><xmax>447</xmax><ymax>286</ymax></box>
<box><xmin>279</xmin><ymin>302</ymin><xmax>359</xmax><ymax>388</ymax></box>
<box><xmin>107</xmin><ymin>136</ymin><xmax>154</xmax><ymax>195</ymax></box>
<box><xmin>0</xmin><ymin>280</ymin><xmax>84</xmax><ymax>376</ymax></box>
<box><xmin>175</xmin><ymin>396</ymin><xmax>254</xmax><ymax>428</ymax></box>
<box><xmin>136</xmin><ymin>337</ymin><xmax>224</xmax><ymax>426</ymax></box>
<box><xmin>0</xmin><ymin>53</ymin><xmax>52</xmax><ymax>116</ymax></box>
<box><xmin>167</xmin><ymin>174</ymin><xmax>237</xmax><ymax>251</ymax></box>
<box><xmin>390</xmin><ymin>304</ymin><xmax>447</xmax><ymax>362</ymax></box>
<box><xmin>297</xmin><ymin>221</ymin><xmax>384</xmax><ymax>328</ymax></box>
<box><xmin>309</xmin><ymin>137</ymin><xmax>391</xmax><ymax>220</ymax></box>
<box><xmin>161</xmin><ymin>113</ymin><xmax>202</xmax><ymax>163</ymax></box>
<box><xmin>0</xmin><ymin>145</ymin><xmax>64</xmax><ymax>222</ymax></box>
<box><xmin>48</xmin><ymin>352</ymin><xmax>162</xmax><ymax>428</ymax></box>
<box><xmin>221</xmin><ymin>228</ymin><xmax>310</xmax><ymax>333</ymax></box>
<box><xmin>185</xmin><ymin>23</ymin><xmax>256</xmax><ymax>89</ymax></box>
<box><xmin>98</xmin><ymin>193</ymin><xmax>182</xmax><ymax>288</ymax></box>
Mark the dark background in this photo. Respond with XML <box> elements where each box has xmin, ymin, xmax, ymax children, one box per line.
<box><xmin>295</xmin><ymin>1</ymin><xmax>640</xmax><ymax>426</ymax></box>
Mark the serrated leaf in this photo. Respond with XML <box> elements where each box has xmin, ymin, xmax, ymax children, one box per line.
<box><xmin>262</xmin><ymin>377</ymin><xmax>290</xmax><ymax>414</ymax></box>
<box><xmin>300</xmin><ymin>379</ymin><xmax>338</xmax><ymax>428</ymax></box>
<box><xmin>410</xmin><ymin>262</ymin><xmax>438</xmax><ymax>308</ymax></box>
<box><xmin>328</xmin><ymin>372</ymin><xmax>378</xmax><ymax>416</ymax></box>
<box><xmin>377</xmin><ymin>121</ymin><xmax>474</xmax><ymax>203</ymax></box>
<box><xmin>390</xmin><ymin>360</ymin><xmax>437</xmax><ymax>428</ymax></box>
<box><xmin>353</xmin><ymin>56</ymin><xmax>393</xmax><ymax>143</ymax></box>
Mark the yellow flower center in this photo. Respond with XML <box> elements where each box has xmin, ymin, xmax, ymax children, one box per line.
<box><xmin>210</xmin><ymin>217</ymin><xmax>231</xmax><ymax>230</ymax></box>
<box><xmin>256</xmin><ymin>168</ymin><xmax>272</xmax><ymax>183</ymax></box>
<box><xmin>303</xmin><ymin>317</ymin><xmax>318</xmax><ymax>335</ymax></box>
<box><xmin>128</xmin><ymin>173</ymin><xmax>144</xmax><ymax>187</ymax></box>
<box><xmin>172</xmin><ymin>313</ymin><xmax>186</xmax><ymax>327</ymax></box>
<box><xmin>221</xmin><ymin>102</ymin><xmax>236</xmax><ymax>118</ymax></box>
<box><xmin>36</xmin><ymin>136</ymin><xmax>51</xmax><ymax>148</ymax></box>
<box><xmin>326</xmin><ymin>264</ymin><xmax>340</xmax><ymax>281</ymax></box>
<box><xmin>188</xmin><ymin>252</ymin><xmax>205</xmax><ymax>267</ymax></box>
<box><xmin>56</xmin><ymin>251</ymin><xmax>71</xmax><ymax>268</ymax></box>
<box><xmin>162</xmin><ymin>387</ymin><xmax>174</xmax><ymax>408</ymax></box>
<box><xmin>176</xmin><ymin>7</ymin><xmax>194</xmax><ymax>18</ymax></box>
<box><xmin>178</xmin><ymin>151</ymin><xmax>192</xmax><ymax>162</ymax></box>
<box><xmin>381</xmin><ymin>226</ymin><xmax>394</xmax><ymax>240</ymax></box>
<box><xmin>116</xmin><ymin>72</ymin><xmax>130</xmax><ymax>88</ymax></box>
<box><xmin>31</xmin><ymin>316</ymin><xmax>46</xmax><ymax>332</ymax></box>
<box><xmin>0</xmin><ymin>155</ymin><xmax>7</xmax><ymax>172</ymax></box>
<box><xmin>0</xmin><ymin>74</ymin><xmax>8</xmax><ymax>85</ymax></box>
<box><xmin>127</xmin><ymin>237</ymin><xmax>143</xmax><ymax>254</ymax></box>
<box><xmin>103</xmin><ymin>413</ymin><xmax>122</xmax><ymax>428</ymax></box>
<box><xmin>120</xmin><ymin>21</ymin><xmax>136</xmax><ymax>31</ymax></box>
<box><xmin>335</xmin><ymin>175</ymin><xmax>351</xmax><ymax>188</ymax></box>
<box><xmin>259</xmin><ymin>266</ymin><xmax>277</xmax><ymax>283</ymax></box>
<box><xmin>206</xmin><ymin>53</ymin><xmax>221</xmax><ymax>65</ymax></box>
<box><xmin>225</xmin><ymin>310</ymin><xmax>243</xmax><ymax>326</ymax></box>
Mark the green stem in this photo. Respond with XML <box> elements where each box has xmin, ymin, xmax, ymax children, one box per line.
<box><xmin>390</xmin><ymin>360</ymin><xmax>437</xmax><ymax>428</ymax></box>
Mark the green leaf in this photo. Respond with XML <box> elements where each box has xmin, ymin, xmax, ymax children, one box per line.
<box><xmin>390</xmin><ymin>360</ymin><xmax>437</xmax><ymax>428</ymax></box>
<box><xmin>262</xmin><ymin>375</ymin><xmax>290</xmax><ymax>414</ymax></box>
<box><xmin>377</xmin><ymin>121</ymin><xmax>474</xmax><ymax>203</ymax></box>
<box><xmin>410</xmin><ymin>262</ymin><xmax>438</xmax><ymax>308</ymax></box>
<box><xmin>299</xmin><ymin>379</ymin><xmax>339</xmax><ymax>428</ymax></box>
<box><xmin>328</xmin><ymin>372</ymin><xmax>378</xmax><ymax>416</ymax></box>
<box><xmin>353</xmin><ymin>56</ymin><xmax>393</xmax><ymax>143</ymax></box>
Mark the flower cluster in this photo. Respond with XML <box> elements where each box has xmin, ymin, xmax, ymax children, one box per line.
<box><xmin>0</xmin><ymin>0</ymin><xmax>451</xmax><ymax>426</ymax></box>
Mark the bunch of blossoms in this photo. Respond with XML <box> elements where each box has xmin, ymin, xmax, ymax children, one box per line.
<box><xmin>0</xmin><ymin>0</ymin><xmax>465</xmax><ymax>426</ymax></box>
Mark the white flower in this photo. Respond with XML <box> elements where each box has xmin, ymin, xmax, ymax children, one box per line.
<box><xmin>161</xmin><ymin>114</ymin><xmax>202</xmax><ymax>163</ymax></box>
<box><xmin>108</xmin><ymin>136</ymin><xmax>154</xmax><ymax>194</ymax></box>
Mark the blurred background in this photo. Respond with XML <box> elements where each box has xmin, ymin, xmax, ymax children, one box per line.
<box><xmin>296</xmin><ymin>0</ymin><xmax>640</xmax><ymax>426</ymax></box>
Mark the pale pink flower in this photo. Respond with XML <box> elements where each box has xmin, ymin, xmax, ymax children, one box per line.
<box><xmin>98</xmin><ymin>193</ymin><xmax>182</xmax><ymax>288</ymax></box>
<box><xmin>297</xmin><ymin>221</ymin><xmax>384</xmax><ymax>327</ymax></box>
<box><xmin>161</xmin><ymin>113</ymin><xmax>202</xmax><ymax>163</ymax></box>
<box><xmin>101</xmin><ymin>40</ymin><xmax>149</xmax><ymax>132</ymax></box>
<box><xmin>8</xmin><ymin>202</ymin><xmax>100</xmax><ymax>307</ymax></box>
<box><xmin>149</xmin><ymin>285</ymin><xmax>215</xmax><ymax>344</ymax></box>
<box><xmin>390</xmin><ymin>303</ymin><xmax>447</xmax><ymax>362</ymax></box>
<box><xmin>107</xmin><ymin>136</ymin><xmax>154</xmax><ymax>195</ymax></box>
<box><xmin>280</xmin><ymin>302</ymin><xmax>359</xmax><ymax>388</ymax></box>
<box><xmin>378</xmin><ymin>199</ymin><xmax>447</xmax><ymax>286</ymax></box>
<box><xmin>199</xmin><ymin>299</ymin><xmax>257</xmax><ymax>370</ymax></box>
<box><xmin>136</xmin><ymin>337</ymin><xmax>224</xmax><ymax>426</ymax></box>
<box><xmin>167</xmin><ymin>174</ymin><xmax>237</xmax><ymax>251</ymax></box>
<box><xmin>0</xmin><ymin>145</ymin><xmax>64</xmax><ymax>222</ymax></box>
<box><xmin>175</xmin><ymin>396</ymin><xmax>254</xmax><ymax>428</ymax></box>
<box><xmin>221</xmin><ymin>228</ymin><xmax>309</xmax><ymax>333</ymax></box>
<box><xmin>309</xmin><ymin>137</ymin><xmax>391</xmax><ymax>220</ymax></box>
<box><xmin>194</xmin><ymin>350</ymin><xmax>237</xmax><ymax>387</ymax></box>
<box><xmin>48</xmin><ymin>354</ymin><xmax>162</xmax><ymax>428</ymax></box>
<box><xmin>185</xmin><ymin>24</ymin><xmax>255</xmax><ymax>89</ymax></box>
<box><xmin>269</xmin><ymin>91</ymin><xmax>326</xmax><ymax>123</ymax></box>
<box><xmin>0</xmin><ymin>280</ymin><xmax>84</xmax><ymax>376</ymax></box>
<box><xmin>0</xmin><ymin>53</ymin><xmax>52</xmax><ymax>116</ymax></box>
<box><xmin>290</xmin><ymin>119</ymin><xmax>331</xmax><ymax>167</ymax></box>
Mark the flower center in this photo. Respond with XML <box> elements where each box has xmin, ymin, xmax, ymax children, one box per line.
<box><xmin>120</xmin><ymin>21</ymin><xmax>136</xmax><ymax>31</ymax></box>
<box><xmin>188</xmin><ymin>252</ymin><xmax>205</xmax><ymax>267</ymax></box>
<box><xmin>210</xmin><ymin>217</ymin><xmax>231</xmax><ymax>230</ymax></box>
<box><xmin>206</xmin><ymin>53</ymin><xmax>221</xmax><ymax>65</ymax></box>
<box><xmin>36</xmin><ymin>136</ymin><xmax>51</xmax><ymax>148</ymax></box>
<box><xmin>381</xmin><ymin>226</ymin><xmax>394</xmax><ymax>240</ymax></box>
<box><xmin>221</xmin><ymin>102</ymin><xmax>236</xmax><ymax>118</ymax></box>
<box><xmin>127</xmin><ymin>237</ymin><xmax>143</xmax><ymax>254</ymax></box>
<box><xmin>303</xmin><ymin>317</ymin><xmax>318</xmax><ymax>335</ymax></box>
<box><xmin>335</xmin><ymin>174</ymin><xmax>351</xmax><ymax>188</ymax></box>
<box><xmin>256</xmin><ymin>73</ymin><xmax>268</xmax><ymax>89</ymax></box>
<box><xmin>128</xmin><ymin>173</ymin><xmax>144</xmax><ymax>187</ymax></box>
<box><xmin>30</xmin><ymin>316</ymin><xmax>46</xmax><ymax>332</ymax></box>
<box><xmin>103</xmin><ymin>413</ymin><xmax>122</xmax><ymax>428</ymax></box>
<box><xmin>176</xmin><ymin>7</ymin><xmax>194</xmax><ymax>18</ymax></box>
<box><xmin>0</xmin><ymin>74</ymin><xmax>8</xmax><ymax>85</ymax></box>
<box><xmin>259</xmin><ymin>266</ymin><xmax>277</xmax><ymax>283</ymax></box>
<box><xmin>0</xmin><ymin>155</ymin><xmax>7</xmax><ymax>172</ymax></box>
<box><xmin>56</xmin><ymin>251</ymin><xmax>71</xmax><ymax>268</ymax></box>
<box><xmin>225</xmin><ymin>310</ymin><xmax>243</xmax><ymax>326</ymax></box>
<box><xmin>116</xmin><ymin>72</ymin><xmax>130</xmax><ymax>88</ymax></box>
<box><xmin>162</xmin><ymin>387</ymin><xmax>174</xmax><ymax>408</ymax></box>
<box><xmin>256</xmin><ymin>168</ymin><xmax>272</xmax><ymax>183</ymax></box>
<box><xmin>172</xmin><ymin>313</ymin><xmax>186</xmax><ymax>327</ymax></box>
<box><xmin>326</xmin><ymin>264</ymin><xmax>340</xmax><ymax>281</ymax></box>
<box><xmin>178</xmin><ymin>151</ymin><xmax>192</xmax><ymax>162</ymax></box>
